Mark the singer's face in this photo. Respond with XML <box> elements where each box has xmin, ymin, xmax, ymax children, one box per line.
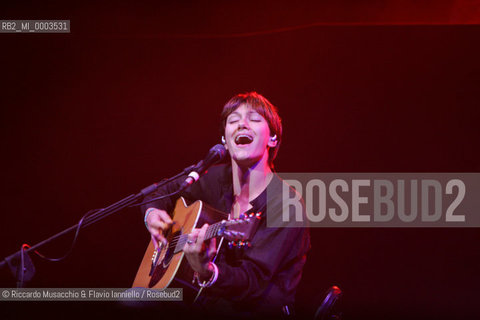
<box><xmin>224</xmin><ymin>104</ymin><xmax>276</xmax><ymax>168</ymax></box>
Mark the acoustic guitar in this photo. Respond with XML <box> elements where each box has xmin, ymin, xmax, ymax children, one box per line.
<box><xmin>132</xmin><ymin>197</ymin><xmax>261</xmax><ymax>303</ymax></box>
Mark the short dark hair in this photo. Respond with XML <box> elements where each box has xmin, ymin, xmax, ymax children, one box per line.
<box><xmin>220</xmin><ymin>92</ymin><xmax>282</xmax><ymax>167</ymax></box>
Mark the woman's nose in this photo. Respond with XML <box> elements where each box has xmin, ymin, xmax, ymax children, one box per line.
<box><xmin>237</xmin><ymin>117</ymin><xmax>249</xmax><ymax>129</ymax></box>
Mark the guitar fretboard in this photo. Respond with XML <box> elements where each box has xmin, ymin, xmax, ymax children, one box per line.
<box><xmin>173</xmin><ymin>221</ymin><xmax>225</xmax><ymax>253</ymax></box>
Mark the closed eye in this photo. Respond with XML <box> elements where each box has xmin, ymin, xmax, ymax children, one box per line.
<box><xmin>249</xmin><ymin>112</ymin><xmax>264</xmax><ymax>122</ymax></box>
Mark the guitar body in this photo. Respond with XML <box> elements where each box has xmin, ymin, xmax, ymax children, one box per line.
<box><xmin>132</xmin><ymin>198</ymin><xmax>226</xmax><ymax>303</ymax></box>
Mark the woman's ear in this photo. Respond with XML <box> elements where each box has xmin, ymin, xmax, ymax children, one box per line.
<box><xmin>268</xmin><ymin>134</ymin><xmax>278</xmax><ymax>148</ymax></box>
<box><xmin>221</xmin><ymin>136</ymin><xmax>228</xmax><ymax>150</ymax></box>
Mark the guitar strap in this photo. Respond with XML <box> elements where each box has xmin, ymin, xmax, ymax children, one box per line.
<box><xmin>193</xmin><ymin>236</ymin><xmax>225</xmax><ymax>303</ymax></box>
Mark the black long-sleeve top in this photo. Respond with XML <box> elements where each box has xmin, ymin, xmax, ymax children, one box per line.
<box><xmin>141</xmin><ymin>164</ymin><xmax>310</xmax><ymax>316</ymax></box>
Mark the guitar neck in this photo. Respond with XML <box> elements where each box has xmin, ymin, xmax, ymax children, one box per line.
<box><xmin>173</xmin><ymin>221</ymin><xmax>224</xmax><ymax>253</ymax></box>
<box><xmin>205</xmin><ymin>221</ymin><xmax>224</xmax><ymax>240</ymax></box>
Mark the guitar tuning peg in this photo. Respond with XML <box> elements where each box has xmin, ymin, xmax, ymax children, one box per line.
<box><xmin>229</xmin><ymin>231</ymin><xmax>244</xmax><ymax>237</ymax></box>
<box><xmin>227</xmin><ymin>240</ymin><xmax>251</xmax><ymax>249</ymax></box>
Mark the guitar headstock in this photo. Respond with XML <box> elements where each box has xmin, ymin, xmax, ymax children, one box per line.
<box><xmin>218</xmin><ymin>212</ymin><xmax>262</xmax><ymax>247</ymax></box>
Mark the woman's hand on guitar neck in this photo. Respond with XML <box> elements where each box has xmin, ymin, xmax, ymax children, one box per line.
<box><xmin>145</xmin><ymin>208</ymin><xmax>173</xmax><ymax>250</ymax></box>
<box><xmin>184</xmin><ymin>224</ymin><xmax>217</xmax><ymax>281</ymax></box>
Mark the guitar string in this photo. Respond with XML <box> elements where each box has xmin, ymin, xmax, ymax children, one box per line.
<box><xmin>164</xmin><ymin>212</ymin><xmax>235</xmax><ymax>247</ymax></box>
<box><xmin>167</xmin><ymin>215</ymin><xmax>253</xmax><ymax>249</ymax></box>
<box><xmin>158</xmin><ymin>214</ymin><xmax>258</xmax><ymax>254</ymax></box>
<box><xmin>168</xmin><ymin>225</ymin><xmax>214</xmax><ymax>247</ymax></box>
<box><xmin>168</xmin><ymin>223</ymin><xmax>222</xmax><ymax>249</ymax></box>
<box><xmin>169</xmin><ymin>223</ymin><xmax>220</xmax><ymax>247</ymax></box>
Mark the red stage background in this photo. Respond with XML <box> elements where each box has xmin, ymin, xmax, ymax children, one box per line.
<box><xmin>1</xmin><ymin>1</ymin><xmax>479</xmax><ymax>319</ymax></box>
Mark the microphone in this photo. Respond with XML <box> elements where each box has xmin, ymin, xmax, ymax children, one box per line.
<box><xmin>179</xmin><ymin>144</ymin><xmax>227</xmax><ymax>190</ymax></box>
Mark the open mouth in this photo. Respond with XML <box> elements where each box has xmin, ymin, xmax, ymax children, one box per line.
<box><xmin>235</xmin><ymin>134</ymin><xmax>254</xmax><ymax>145</ymax></box>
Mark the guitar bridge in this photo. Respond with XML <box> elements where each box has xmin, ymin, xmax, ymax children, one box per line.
<box><xmin>149</xmin><ymin>244</ymin><xmax>162</xmax><ymax>276</ymax></box>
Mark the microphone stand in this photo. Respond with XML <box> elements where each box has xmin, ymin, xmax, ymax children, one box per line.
<box><xmin>0</xmin><ymin>164</ymin><xmax>195</xmax><ymax>288</ymax></box>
